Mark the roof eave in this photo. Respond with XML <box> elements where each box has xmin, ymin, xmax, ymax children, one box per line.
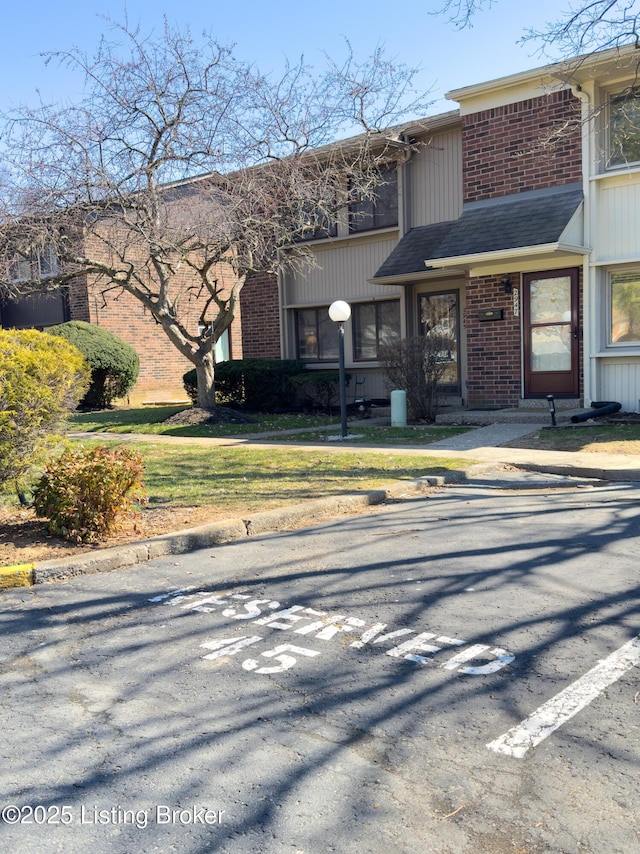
<box><xmin>426</xmin><ymin>242</ymin><xmax>590</xmax><ymax>274</ymax></box>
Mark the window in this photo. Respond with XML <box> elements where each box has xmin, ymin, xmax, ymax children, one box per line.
<box><xmin>296</xmin><ymin>308</ymin><xmax>339</xmax><ymax>360</ymax></box>
<box><xmin>8</xmin><ymin>246</ymin><xmax>58</xmax><ymax>282</ymax></box>
<box><xmin>348</xmin><ymin>164</ymin><xmax>398</xmax><ymax>233</ymax></box>
<box><xmin>215</xmin><ymin>328</ymin><xmax>230</xmax><ymax>363</ymax></box>
<box><xmin>608</xmin><ymin>89</ymin><xmax>640</xmax><ymax>168</ymax></box>
<box><xmin>609</xmin><ymin>270</ymin><xmax>640</xmax><ymax>345</ymax></box>
<box><xmin>352</xmin><ymin>300</ymin><xmax>401</xmax><ymax>360</ymax></box>
<box><xmin>297</xmin><ymin>204</ymin><xmax>338</xmax><ymax>241</ymax></box>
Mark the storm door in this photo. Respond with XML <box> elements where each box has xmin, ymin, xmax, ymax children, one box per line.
<box><xmin>523</xmin><ymin>269</ymin><xmax>579</xmax><ymax>397</ymax></box>
<box><xmin>418</xmin><ymin>291</ymin><xmax>460</xmax><ymax>395</ymax></box>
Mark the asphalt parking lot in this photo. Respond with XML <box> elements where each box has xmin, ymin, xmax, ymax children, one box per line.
<box><xmin>1</xmin><ymin>476</ymin><xmax>639</xmax><ymax>853</ymax></box>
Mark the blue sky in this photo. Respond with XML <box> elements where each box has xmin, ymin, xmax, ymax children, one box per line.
<box><xmin>1</xmin><ymin>1</ymin><xmax>569</xmax><ymax>117</ymax></box>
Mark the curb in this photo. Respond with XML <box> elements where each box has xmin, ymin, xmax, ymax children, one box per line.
<box><xmin>0</xmin><ymin>563</ymin><xmax>35</xmax><ymax>589</ymax></box>
<box><xmin>2</xmin><ymin>474</ymin><xmax>453</xmax><ymax>590</ymax></box>
<box><xmin>2</xmin><ymin>459</ymin><xmax>634</xmax><ymax>592</ymax></box>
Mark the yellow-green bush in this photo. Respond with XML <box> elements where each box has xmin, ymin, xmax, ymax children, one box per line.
<box><xmin>33</xmin><ymin>445</ymin><xmax>145</xmax><ymax>542</ymax></box>
<box><xmin>0</xmin><ymin>328</ymin><xmax>90</xmax><ymax>491</ymax></box>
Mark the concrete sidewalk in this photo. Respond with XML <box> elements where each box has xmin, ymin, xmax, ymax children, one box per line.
<box><xmin>3</xmin><ymin>421</ymin><xmax>639</xmax><ymax>590</ymax></box>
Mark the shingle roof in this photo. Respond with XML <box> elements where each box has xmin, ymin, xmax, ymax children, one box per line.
<box><xmin>373</xmin><ymin>183</ymin><xmax>583</xmax><ymax>279</ymax></box>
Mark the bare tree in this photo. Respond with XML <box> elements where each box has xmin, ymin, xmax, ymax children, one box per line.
<box><xmin>438</xmin><ymin>1</ymin><xmax>640</xmax><ymax>54</ymax></box>
<box><xmin>0</xmin><ymin>19</ymin><xmax>430</xmax><ymax>413</ymax></box>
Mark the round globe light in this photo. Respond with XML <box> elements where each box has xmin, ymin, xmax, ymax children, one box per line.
<box><xmin>329</xmin><ymin>300</ymin><xmax>351</xmax><ymax>322</ymax></box>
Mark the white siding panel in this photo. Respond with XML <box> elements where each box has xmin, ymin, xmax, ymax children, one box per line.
<box><xmin>598</xmin><ymin>358</ymin><xmax>640</xmax><ymax>412</ymax></box>
<box><xmin>408</xmin><ymin>128</ymin><xmax>462</xmax><ymax>228</ymax></box>
<box><xmin>284</xmin><ymin>236</ymin><xmax>401</xmax><ymax>305</ymax></box>
<box><xmin>595</xmin><ymin>178</ymin><xmax>640</xmax><ymax>262</ymax></box>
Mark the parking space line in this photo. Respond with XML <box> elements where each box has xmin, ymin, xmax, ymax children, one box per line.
<box><xmin>487</xmin><ymin>635</ymin><xmax>640</xmax><ymax>759</ymax></box>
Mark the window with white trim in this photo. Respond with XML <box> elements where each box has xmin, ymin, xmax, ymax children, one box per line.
<box><xmin>608</xmin><ymin>88</ymin><xmax>640</xmax><ymax>168</ymax></box>
<box><xmin>609</xmin><ymin>269</ymin><xmax>640</xmax><ymax>345</ymax></box>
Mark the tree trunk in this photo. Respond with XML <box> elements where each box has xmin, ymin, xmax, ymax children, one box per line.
<box><xmin>195</xmin><ymin>352</ymin><xmax>217</xmax><ymax>413</ymax></box>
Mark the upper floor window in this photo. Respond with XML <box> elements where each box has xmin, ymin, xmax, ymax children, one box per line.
<box><xmin>348</xmin><ymin>164</ymin><xmax>398</xmax><ymax>233</ymax></box>
<box><xmin>609</xmin><ymin>269</ymin><xmax>640</xmax><ymax>345</ymax></box>
<box><xmin>296</xmin><ymin>307</ymin><xmax>339</xmax><ymax>361</ymax></box>
<box><xmin>8</xmin><ymin>246</ymin><xmax>58</xmax><ymax>282</ymax></box>
<box><xmin>608</xmin><ymin>89</ymin><xmax>640</xmax><ymax>168</ymax></box>
<box><xmin>352</xmin><ymin>300</ymin><xmax>401</xmax><ymax>360</ymax></box>
<box><xmin>298</xmin><ymin>210</ymin><xmax>338</xmax><ymax>242</ymax></box>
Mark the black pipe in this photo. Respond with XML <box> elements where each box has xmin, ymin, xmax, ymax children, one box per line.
<box><xmin>571</xmin><ymin>401</ymin><xmax>621</xmax><ymax>423</ymax></box>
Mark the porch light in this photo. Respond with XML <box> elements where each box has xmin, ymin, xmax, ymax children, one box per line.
<box><xmin>328</xmin><ymin>300</ymin><xmax>351</xmax><ymax>438</ymax></box>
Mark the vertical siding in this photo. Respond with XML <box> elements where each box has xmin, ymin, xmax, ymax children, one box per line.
<box><xmin>595</xmin><ymin>177</ymin><xmax>640</xmax><ymax>262</ymax></box>
<box><xmin>408</xmin><ymin>128</ymin><xmax>462</xmax><ymax>227</ymax></box>
<box><xmin>598</xmin><ymin>359</ymin><xmax>640</xmax><ymax>412</ymax></box>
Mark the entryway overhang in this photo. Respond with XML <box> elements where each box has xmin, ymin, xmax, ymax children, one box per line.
<box><xmin>370</xmin><ymin>183</ymin><xmax>587</xmax><ymax>284</ymax></box>
<box><xmin>427</xmin><ymin>241</ymin><xmax>589</xmax><ymax>278</ymax></box>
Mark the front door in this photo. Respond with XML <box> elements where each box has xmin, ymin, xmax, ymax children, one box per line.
<box><xmin>418</xmin><ymin>290</ymin><xmax>461</xmax><ymax>396</ymax></box>
<box><xmin>523</xmin><ymin>269</ymin><xmax>580</xmax><ymax>397</ymax></box>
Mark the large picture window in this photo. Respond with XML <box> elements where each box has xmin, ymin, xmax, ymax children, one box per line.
<box><xmin>352</xmin><ymin>300</ymin><xmax>401</xmax><ymax>360</ymax></box>
<box><xmin>608</xmin><ymin>89</ymin><xmax>640</xmax><ymax>168</ymax></box>
<box><xmin>296</xmin><ymin>308</ymin><xmax>339</xmax><ymax>361</ymax></box>
<box><xmin>348</xmin><ymin>164</ymin><xmax>398</xmax><ymax>233</ymax></box>
<box><xmin>609</xmin><ymin>270</ymin><xmax>640</xmax><ymax>345</ymax></box>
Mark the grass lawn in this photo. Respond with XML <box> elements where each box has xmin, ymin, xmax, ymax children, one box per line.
<box><xmin>69</xmin><ymin>406</ymin><xmax>472</xmax><ymax>445</ymax></box>
<box><xmin>123</xmin><ymin>441</ymin><xmax>465</xmax><ymax>512</ymax></box>
<box><xmin>505</xmin><ymin>422</ymin><xmax>640</xmax><ymax>455</ymax></box>
<box><xmin>68</xmin><ymin>407</ymin><xmax>337</xmax><ymax>436</ymax></box>
<box><xmin>0</xmin><ymin>435</ymin><xmax>466</xmax><ymax>565</ymax></box>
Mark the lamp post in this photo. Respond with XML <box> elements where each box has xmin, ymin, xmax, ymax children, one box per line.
<box><xmin>328</xmin><ymin>300</ymin><xmax>351</xmax><ymax>439</ymax></box>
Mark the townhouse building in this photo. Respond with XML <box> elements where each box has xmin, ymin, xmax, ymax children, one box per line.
<box><xmin>3</xmin><ymin>45</ymin><xmax>639</xmax><ymax>413</ymax></box>
<box><xmin>278</xmin><ymin>46</ymin><xmax>640</xmax><ymax>414</ymax></box>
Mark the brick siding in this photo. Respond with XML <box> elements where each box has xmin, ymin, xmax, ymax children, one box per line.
<box><xmin>462</xmin><ymin>89</ymin><xmax>582</xmax><ymax>203</ymax></box>
<box><xmin>465</xmin><ymin>268</ymin><xmax>584</xmax><ymax>407</ymax></box>
<box><xmin>240</xmin><ymin>271</ymin><xmax>281</xmax><ymax>358</ymax></box>
<box><xmin>465</xmin><ymin>273</ymin><xmax>522</xmax><ymax>408</ymax></box>
<box><xmin>71</xmin><ymin>235</ymin><xmax>245</xmax><ymax>404</ymax></box>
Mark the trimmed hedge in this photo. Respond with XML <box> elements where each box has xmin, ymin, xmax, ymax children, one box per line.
<box><xmin>290</xmin><ymin>370</ymin><xmax>351</xmax><ymax>413</ymax></box>
<box><xmin>46</xmin><ymin>321</ymin><xmax>140</xmax><ymax>409</ymax></box>
<box><xmin>184</xmin><ymin>359</ymin><xmax>306</xmax><ymax>411</ymax></box>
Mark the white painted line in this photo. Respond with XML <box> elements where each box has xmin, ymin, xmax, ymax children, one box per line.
<box><xmin>487</xmin><ymin>635</ymin><xmax>640</xmax><ymax>759</ymax></box>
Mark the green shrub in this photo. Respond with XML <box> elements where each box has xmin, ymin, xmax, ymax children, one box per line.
<box><xmin>47</xmin><ymin>321</ymin><xmax>140</xmax><ymax>409</ymax></box>
<box><xmin>0</xmin><ymin>329</ymin><xmax>90</xmax><ymax>492</ymax></box>
<box><xmin>184</xmin><ymin>359</ymin><xmax>306</xmax><ymax>411</ymax></box>
<box><xmin>32</xmin><ymin>445</ymin><xmax>146</xmax><ymax>542</ymax></box>
<box><xmin>290</xmin><ymin>370</ymin><xmax>351</xmax><ymax>413</ymax></box>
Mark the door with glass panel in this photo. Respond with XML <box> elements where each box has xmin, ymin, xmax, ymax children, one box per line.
<box><xmin>418</xmin><ymin>291</ymin><xmax>461</xmax><ymax>395</ymax></box>
<box><xmin>523</xmin><ymin>269</ymin><xmax>579</xmax><ymax>397</ymax></box>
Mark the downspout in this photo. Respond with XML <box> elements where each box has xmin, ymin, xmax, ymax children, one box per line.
<box><xmin>276</xmin><ymin>248</ymin><xmax>286</xmax><ymax>359</ymax></box>
<box><xmin>571</xmin><ymin>82</ymin><xmax>594</xmax><ymax>407</ymax></box>
<box><xmin>398</xmin><ymin>135</ymin><xmax>414</xmax><ymax>339</ymax></box>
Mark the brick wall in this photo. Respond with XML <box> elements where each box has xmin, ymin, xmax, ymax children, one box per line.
<box><xmin>465</xmin><ymin>273</ymin><xmax>522</xmax><ymax>408</ymax></box>
<box><xmin>76</xmin><ymin>233</ymin><xmax>245</xmax><ymax>404</ymax></box>
<box><xmin>462</xmin><ymin>89</ymin><xmax>582</xmax><ymax>203</ymax></box>
<box><xmin>67</xmin><ymin>277</ymin><xmax>90</xmax><ymax>322</ymax></box>
<box><xmin>239</xmin><ymin>271</ymin><xmax>281</xmax><ymax>358</ymax></box>
<box><xmin>465</xmin><ymin>267</ymin><xmax>584</xmax><ymax>407</ymax></box>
